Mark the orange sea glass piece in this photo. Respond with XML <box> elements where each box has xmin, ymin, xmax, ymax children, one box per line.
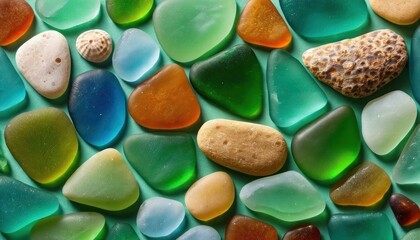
<box><xmin>225</xmin><ymin>215</ymin><xmax>278</xmax><ymax>240</ymax></box>
<box><xmin>128</xmin><ymin>64</ymin><xmax>201</xmax><ymax>130</ymax></box>
<box><xmin>0</xmin><ymin>0</ymin><xmax>34</xmax><ymax>46</ymax></box>
<box><xmin>237</xmin><ymin>0</ymin><xmax>292</xmax><ymax>48</ymax></box>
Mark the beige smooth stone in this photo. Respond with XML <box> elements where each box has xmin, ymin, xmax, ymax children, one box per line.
<box><xmin>370</xmin><ymin>0</ymin><xmax>420</xmax><ymax>25</ymax></box>
<box><xmin>197</xmin><ymin>119</ymin><xmax>287</xmax><ymax>176</ymax></box>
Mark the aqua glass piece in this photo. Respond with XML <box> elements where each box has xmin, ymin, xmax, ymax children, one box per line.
<box><xmin>68</xmin><ymin>70</ymin><xmax>126</xmax><ymax>148</ymax></box>
<box><xmin>0</xmin><ymin>176</ymin><xmax>59</xmax><ymax>234</ymax></box>
<box><xmin>403</xmin><ymin>228</ymin><xmax>420</xmax><ymax>240</ymax></box>
<box><xmin>410</xmin><ymin>26</ymin><xmax>420</xmax><ymax>103</ymax></box>
<box><xmin>279</xmin><ymin>0</ymin><xmax>368</xmax><ymax>39</ymax></box>
<box><xmin>328</xmin><ymin>212</ymin><xmax>393</xmax><ymax>240</ymax></box>
<box><xmin>393</xmin><ymin>125</ymin><xmax>420</xmax><ymax>185</ymax></box>
<box><xmin>177</xmin><ymin>226</ymin><xmax>220</xmax><ymax>240</ymax></box>
<box><xmin>107</xmin><ymin>223</ymin><xmax>139</xmax><ymax>240</ymax></box>
<box><xmin>113</xmin><ymin>29</ymin><xmax>161</xmax><ymax>85</ymax></box>
<box><xmin>0</xmin><ymin>48</ymin><xmax>26</xmax><ymax>116</ymax></box>
<box><xmin>106</xmin><ymin>0</ymin><xmax>154</xmax><ymax>26</ymax></box>
<box><xmin>267</xmin><ymin>49</ymin><xmax>328</xmax><ymax>133</ymax></box>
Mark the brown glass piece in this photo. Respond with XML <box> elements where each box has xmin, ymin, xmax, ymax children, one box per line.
<box><xmin>225</xmin><ymin>215</ymin><xmax>278</xmax><ymax>240</ymax></box>
<box><xmin>282</xmin><ymin>224</ymin><xmax>321</xmax><ymax>240</ymax></box>
<box><xmin>390</xmin><ymin>193</ymin><xmax>420</xmax><ymax>227</ymax></box>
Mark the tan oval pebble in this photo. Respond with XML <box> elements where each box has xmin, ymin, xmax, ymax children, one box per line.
<box><xmin>197</xmin><ymin>119</ymin><xmax>287</xmax><ymax>176</ymax></box>
<box><xmin>76</xmin><ymin>29</ymin><xmax>113</xmax><ymax>63</ymax></box>
<box><xmin>370</xmin><ymin>0</ymin><xmax>420</xmax><ymax>25</ymax></box>
<box><xmin>185</xmin><ymin>171</ymin><xmax>235</xmax><ymax>221</ymax></box>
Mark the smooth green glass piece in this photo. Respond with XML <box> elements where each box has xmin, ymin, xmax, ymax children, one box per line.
<box><xmin>403</xmin><ymin>228</ymin><xmax>420</xmax><ymax>240</ymax></box>
<box><xmin>153</xmin><ymin>0</ymin><xmax>236</xmax><ymax>64</ymax></box>
<box><xmin>0</xmin><ymin>131</ymin><xmax>10</xmax><ymax>174</ymax></box>
<box><xmin>107</xmin><ymin>223</ymin><xmax>139</xmax><ymax>240</ymax></box>
<box><xmin>267</xmin><ymin>49</ymin><xmax>328</xmax><ymax>133</ymax></box>
<box><xmin>124</xmin><ymin>133</ymin><xmax>196</xmax><ymax>193</ymax></box>
<box><xmin>279</xmin><ymin>0</ymin><xmax>368</xmax><ymax>39</ymax></box>
<box><xmin>393</xmin><ymin>125</ymin><xmax>420</xmax><ymax>185</ymax></box>
<box><xmin>328</xmin><ymin>212</ymin><xmax>393</xmax><ymax>240</ymax></box>
<box><xmin>410</xmin><ymin>26</ymin><xmax>420</xmax><ymax>103</ymax></box>
<box><xmin>292</xmin><ymin>106</ymin><xmax>361</xmax><ymax>182</ymax></box>
<box><xmin>0</xmin><ymin>176</ymin><xmax>59</xmax><ymax>234</ymax></box>
<box><xmin>30</xmin><ymin>212</ymin><xmax>106</xmax><ymax>240</ymax></box>
<box><xmin>190</xmin><ymin>44</ymin><xmax>263</xmax><ymax>119</ymax></box>
<box><xmin>106</xmin><ymin>0</ymin><xmax>153</xmax><ymax>26</ymax></box>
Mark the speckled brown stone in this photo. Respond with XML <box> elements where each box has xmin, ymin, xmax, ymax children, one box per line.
<box><xmin>302</xmin><ymin>29</ymin><xmax>407</xmax><ymax>98</ymax></box>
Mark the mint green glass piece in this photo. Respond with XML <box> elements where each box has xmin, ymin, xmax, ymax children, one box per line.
<box><xmin>267</xmin><ymin>49</ymin><xmax>328</xmax><ymax>134</ymax></box>
<box><xmin>0</xmin><ymin>176</ymin><xmax>59</xmax><ymax>234</ymax></box>
<box><xmin>292</xmin><ymin>106</ymin><xmax>361</xmax><ymax>182</ymax></box>
<box><xmin>30</xmin><ymin>212</ymin><xmax>106</xmax><ymax>240</ymax></box>
<box><xmin>393</xmin><ymin>125</ymin><xmax>420</xmax><ymax>185</ymax></box>
<box><xmin>328</xmin><ymin>212</ymin><xmax>392</xmax><ymax>240</ymax></box>
<box><xmin>153</xmin><ymin>0</ymin><xmax>236</xmax><ymax>64</ymax></box>
<box><xmin>106</xmin><ymin>0</ymin><xmax>153</xmax><ymax>26</ymax></box>
<box><xmin>124</xmin><ymin>133</ymin><xmax>196</xmax><ymax>193</ymax></box>
<box><xmin>403</xmin><ymin>228</ymin><xmax>420</xmax><ymax>240</ymax></box>
<box><xmin>107</xmin><ymin>223</ymin><xmax>139</xmax><ymax>240</ymax></box>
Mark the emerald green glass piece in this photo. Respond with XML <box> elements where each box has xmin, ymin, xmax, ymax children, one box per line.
<box><xmin>124</xmin><ymin>133</ymin><xmax>196</xmax><ymax>193</ymax></box>
<box><xmin>106</xmin><ymin>0</ymin><xmax>153</xmax><ymax>26</ymax></box>
<box><xmin>393</xmin><ymin>125</ymin><xmax>420</xmax><ymax>185</ymax></box>
<box><xmin>30</xmin><ymin>212</ymin><xmax>106</xmax><ymax>240</ymax></box>
<box><xmin>0</xmin><ymin>176</ymin><xmax>59</xmax><ymax>234</ymax></box>
<box><xmin>410</xmin><ymin>26</ymin><xmax>420</xmax><ymax>103</ymax></box>
<box><xmin>279</xmin><ymin>0</ymin><xmax>368</xmax><ymax>39</ymax></box>
<box><xmin>107</xmin><ymin>223</ymin><xmax>139</xmax><ymax>240</ymax></box>
<box><xmin>190</xmin><ymin>44</ymin><xmax>263</xmax><ymax>119</ymax></box>
<box><xmin>267</xmin><ymin>49</ymin><xmax>328</xmax><ymax>133</ymax></box>
<box><xmin>153</xmin><ymin>0</ymin><xmax>236</xmax><ymax>64</ymax></box>
<box><xmin>328</xmin><ymin>212</ymin><xmax>393</xmax><ymax>240</ymax></box>
<box><xmin>0</xmin><ymin>132</ymin><xmax>10</xmax><ymax>174</ymax></box>
<box><xmin>292</xmin><ymin>106</ymin><xmax>361</xmax><ymax>182</ymax></box>
<box><xmin>403</xmin><ymin>228</ymin><xmax>420</xmax><ymax>240</ymax></box>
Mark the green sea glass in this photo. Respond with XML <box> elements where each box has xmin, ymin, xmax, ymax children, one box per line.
<box><xmin>0</xmin><ymin>176</ymin><xmax>59</xmax><ymax>234</ymax></box>
<box><xmin>190</xmin><ymin>44</ymin><xmax>263</xmax><ymax>119</ymax></box>
<box><xmin>30</xmin><ymin>212</ymin><xmax>106</xmax><ymax>240</ymax></box>
<box><xmin>266</xmin><ymin>49</ymin><xmax>328</xmax><ymax>133</ymax></box>
<box><xmin>410</xmin><ymin>26</ymin><xmax>420</xmax><ymax>103</ymax></box>
<box><xmin>0</xmin><ymin>132</ymin><xmax>10</xmax><ymax>174</ymax></box>
<box><xmin>292</xmin><ymin>106</ymin><xmax>361</xmax><ymax>182</ymax></box>
<box><xmin>403</xmin><ymin>228</ymin><xmax>420</xmax><ymax>240</ymax></box>
<box><xmin>106</xmin><ymin>0</ymin><xmax>153</xmax><ymax>26</ymax></box>
<box><xmin>107</xmin><ymin>223</ymin><xmax>139</xmax><ymax>240</ymax></box>
<box><xmin>393</xmin><ymin>125</ymin><xmax>420</xmax><ymax>185</ymax></box>
<box><xmin>328</xmin><ymin>212</ymin><xmax>393</xmax><ymax>240</ymax></box>
<box><xmin>124</xmin><ymin>133</ymin><xmax>196</xmax><ymax>193</ymax></box>
<box><xmin>153</xmin><ymin>0</ymin><xmax>236</xmax><ymax>64</ymax></box>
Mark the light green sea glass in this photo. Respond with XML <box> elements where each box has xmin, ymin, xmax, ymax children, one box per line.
<box><xmin>266</xmin><ymin>49</ymin><xmax>328</xmax><ymax>133</ymax></box>
<box><xmin>107</xmin><ymin>223</ymin><xmax>139</xmax><ymax>240</ymax></box>
<box><xmin>393</xmin><ymin>125</ymin><xmax>420</xmax><ymax>185</ymax></box>
<box><xmin>106</xmin><ymin>0</ymin><xmax>153</xmax><ymax>26</ymax></box>
<box><xmin>403</xmin><ymin>228</ymin><xmax>420</xmax><ymax>240</ymax></box>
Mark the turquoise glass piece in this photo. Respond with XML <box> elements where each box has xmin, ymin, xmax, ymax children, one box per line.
<box><xmin>113</xmin><ymin>29</ymin><xmax>161</xmax><ymax>85</ymax></box>
<box><xmin>68</xmin><ymin>70</ymin><xmax>126</xmax><ymax>148</ymax></box>
<box><xmin>107</xmin><ymin>223</ymin><xmax>139</xmax><ymax>240</ymax></box>
<box><xmin>279</xmin><ymin>0</ymin><xmax>368</xmax><ymax>39</ymax></box>
<box><xmin>0</xmin><ymin>48</ymin><xmax>26</xmax><ymax>116</ymax></box>
<box><xmin>393</xmin><ymin>125</ymin><xmax>420</xmax><ymax>185</ymax></box>
<box><xmin>177</xmin><ymin>226</ymin><xmax>220</xmax><ymax>240</ymax></box>
<box><xmin>410</xmin><ymin>26</ymin><xmax>420</xmax><ymax>103</ymax></box>
<box><xmin>328</xmin><ymin>212</ymin><xmax>393</xmax><ymax>240</ymax></box>
<box><xmin>0</xmin><ymin>176</ymin><xmax>59</xmax><ymax>234</ymax></box>
<box><xmin>267</xmin><ymin>49</ymin><xmax>328</xmax><ymax>133</ymax></box>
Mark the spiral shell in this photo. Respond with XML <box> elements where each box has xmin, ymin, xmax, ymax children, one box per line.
<box><xmin>76</xmin><ymin>29</ymin><xmax>113</xmax><ymax>63</ymax></box>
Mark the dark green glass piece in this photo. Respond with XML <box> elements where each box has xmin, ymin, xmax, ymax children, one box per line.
<box><xmin>107</xmin><ymin>223</ymin><xmax>139</xmax><ymax>240</ymax></box>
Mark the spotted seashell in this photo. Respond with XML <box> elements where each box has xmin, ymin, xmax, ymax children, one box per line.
<box><xmin>76</xmin><ymin>29</ymin><xmax>113</xmax><ymax>63</ymax></box>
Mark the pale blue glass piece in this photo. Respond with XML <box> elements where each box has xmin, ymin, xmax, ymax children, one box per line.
<box><xmin>177</xmin><ymin>226</ymin><xmax>220</xmax><ymax>240</ymax></box>
<box><xmin>113</xmin><ymin>28</ymin><xmax>161</xmax><ymax>85</ymax></box>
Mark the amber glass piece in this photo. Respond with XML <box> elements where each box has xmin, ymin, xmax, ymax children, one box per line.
<box><xmin>128</xmin><ymin>64</ymin><xmax>201</xmax><ymax>130</ymax></box>
<box><xmin>390</xmin><ymin>193</ymin><xmax>420</xmax><ymax>227</ymax></box>
<box><xmin>0</xmin><ymin>0</ymin><xmax>34</xmax><ymax>46</ymax></box>
<box><xmin>237</xmin><ymin>0</ymin><xmax>291</xmax><ymax>48</ymax></box>
<box><xmin>225</xmin><ymin>215</ymin><xmax>278</xmax><ymax>240</ymax></box>
<box><xmin>282</xmin><ymin>224</ymin><xmax>321</xmax><ymax>240</ymax></box>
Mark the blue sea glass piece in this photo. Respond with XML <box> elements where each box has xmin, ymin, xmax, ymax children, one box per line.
<box><xmin>177</xmin><ymin>226</ymin><xmax>220</xmax><ymax>240</ymax></box>
<box><xmin>68</xmin><ymin>70</ymin><xmax>126</xmax><ymax>148</ymax></box>
<box><xmin>410</xmin><ymin>26</ymin><xmax>420</xmax><ymax>104</ymax></box>
<box><xmin>0</xmin><ymin>176</ymin><xmax>59</xmax><ymax>234</ymax></box>
<box><xmin>113</xmin><ymin>28</ymin><xmax>161</xmax><ymax>85</ymax></box>
<box><xmin>0</xmin><ymin>48</ymin><xmax>26</xmax><ymax>116</ymax></box>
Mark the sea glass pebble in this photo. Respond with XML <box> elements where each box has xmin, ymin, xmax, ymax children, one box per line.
<box><xmin>292</xmin><ymin>106</ymin><xmax>360</xmax><ymax>182</ymax></box>
<box><xmin>411</xmin><ymin>26</ymin><xmax>420</xmax><ymax>103</ymax></box>
<box><xmin>0</xmin><ymin>176</ymin><xmax>59</xmax><ymax>234</ymax></box>
<box><xmin>35</xmin><ymin>0</ymin><xmax>100</xmax><ymax>30</ymax></box>
<box><xmin>30</xmin><ymin>212</ymin><xmax>105</xmax><ymax>240</ymax></box>
<box><xmin>106</xmin><ymin>0</ymin><xmax>153</xmax><ymax>26</ymax></box>
<box><xmin>302</xmin><ymin>29</ymin><xmax>407</xmax><ymax>98</ymax></box>
<box><xmin>63</xmin><ymin>149</ymin><xmax>140</xmax><ymax>211</ymax></box>
<box><xmin>329</xmin><ymin>162</ymin><xmax>391</xmax><ymax>207</ymax></box>
<box><xmin>190</xmin><ymin>44</ymin><xmax>263</xmax><ymax>119</ymax></box>
<box><xmin>282</xmin><ymin>224</ymin><xmax>321</xmax><ymax>240</ymax></box>
<box><xmin>107</xmin><ymin>223</ymin><xmax>140</xmax><ymax>240</ymax></box>
<box><xmin>0</xmin><ymin>0</ymin><xmax>34</xmax><ymax>46</ymax></box>
<box><xmin>279</xmin><ymin>0</ymin><xmax>368</xmax><ymax>39</ymax></box>
<box><xmin>113</xmin><ymin>29</ymin><xmax>161</xmax><ymax>85</ymax></box>
<box><xmin>370</xmin><ymin>0</ymin><xmax>420</xmax><ymax>25</ymax></box>
<box><xmin>267</xmin><ymin>50</ymin><xmax>328</xmax><ymax>133</ymax></box>
<box><xmin>128</xmin><ymin>64</ymin><xmax>201</xmax><ymax>130</ymax></box>
<box><xmin>389</xmin><ymin>193</ymin><xmax>420</xmax><ymax>227</ymax></box>
<box><xmin>68</xmin><ymin>70</ymin><xmax>126</xmax><ymax>148</ymax></box>
<box><xmin>0</xmin><ymin>138</ymin><xmax>9</xmax><ymax>174</ymax></box>
<box><xmin>185</xmin><ymin>171</ymin><xmax>235</xmax><ymax>221</ymax></box>
<box><xmin>197</xmin><ymin>119</ymin><xmax>287</xmax><ymax>176</ymax></box>
<box><xmin>123</xmin><ymin>133</ymin><xmax>196</xmax><ymax>193</ymax></box>
<box><xmin>0</xmin><ymin>48</ymin><xmax>26</xmax><ymax>116</ymax></box>
<box><xmin>403</xmin><ymin>228</ymin><xmax>420</xmax><ymax>240</ymax></box>
<box><xmin>394</xmin><ymin>125</ymin><xmax>420</xmax><ymax>185</ymax></box>
<box><xmin>16</xmin><ymin>31</ymin><xmax>71</xmax><ymax>99</ymax></box>
<box><xmin>177</xmin><ymin>226</ymin><xmax>220</xmax><ymax>240</ymax></box>
<box><xmin>137</xmin><ymin>197</ymin><xmax>185</xmax><ymax>239</ymax></box>
<box><xmin>153</xmin><ymin>0</ymin><xmax>236</xmax><ymax>64</ymax></box>
<box><xmin>240</xmin><ymin>171</ymin><xmax>326</xmax><ymax>222</ymax></box>
<box><xmin>225</xmin><ymin>215</ymin><xmax>278</xmax><ymax>240</ymax></box>
<box><xmin>362</xmin><ymin>90</ymin><xmax>417</xmax><ymax>156</ymax></box>
<box><xmin>237</xmin><ymin>0</ymin><xmax>291</xmax><ymax>48</ymax></box>
<box><xmin>5</xmin><ymin>108</ymin><xmax>78</xmax><ymax>185</ymax></box>
<box><xmin>328</xmin><ymin>212</ymin><xmax>393</xmax><ymax>240</ymax></box>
